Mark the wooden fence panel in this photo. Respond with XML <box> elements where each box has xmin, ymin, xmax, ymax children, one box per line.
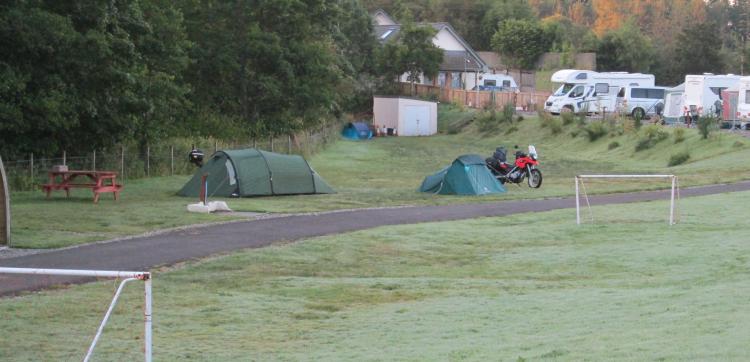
<box><xmin>397</xmin><ymin>82</ymin><xmax>550</xmax><ymax>111</ymax></box>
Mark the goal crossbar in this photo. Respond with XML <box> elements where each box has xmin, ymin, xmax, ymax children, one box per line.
<box><xmin>575</xmin><ymin>174</ymin><xmax>679</xmax><ymax>225</ymax></box>
<box><xmin>0</xmin><ymin>267</ymin><xmax>152</xmax><ymax>362</ymax></box>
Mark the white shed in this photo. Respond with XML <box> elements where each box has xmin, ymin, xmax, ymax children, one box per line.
<box><xmin>373</xmin><ymin>96</ymin><xmax>438</xmax><ymax>136</ymax></box>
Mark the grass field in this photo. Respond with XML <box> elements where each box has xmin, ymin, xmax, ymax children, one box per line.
<box><xmin>8</xmin><ymin>105</ymin><xmax>750</xmax><ymax>248</ymax></box>
<box><xmin>1</xmin><ymin>190</ymin><xmax>749</xmax><ymax>360</ymax></box>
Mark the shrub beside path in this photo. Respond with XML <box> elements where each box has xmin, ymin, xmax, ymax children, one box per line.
<box><xmin>1</xmin><ymin>180</ymin><xmax>750</xmax><ymax>295</ymax></box>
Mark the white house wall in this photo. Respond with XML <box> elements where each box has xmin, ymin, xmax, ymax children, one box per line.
<box><xmin>433</xmin><ymin>28</ymin><xmax>464</xmax><ymax>51</ymax></box>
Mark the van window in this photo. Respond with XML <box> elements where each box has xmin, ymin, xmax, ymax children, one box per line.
<box><xmin>746</xmin><ymin>90</ymin><xmax>750</xmax><ymax>104</ymax></box>
<box><xmin>569</xmin><ymin>86</ymin><xmax>584</xmax><ymax>98</ymax></box>
<box><xmin>595</xmin><ymin>83</ymin><xmax>609</xmax><ymax>95</ymax></box>
<box><xmin>555</xmin><ymin>83</ymin><xmax>575</xmax><ymax>96</ymax></box>
<box><xmin>709</xmin><ymin>87</ymin><xmax>725</xmax><ymax>96</ymax></box>
<box><xmin>576</xmin><ymin>73</ymin><xmax>587</xmax><ymax>80</ymax></box>
<box><xmin>631</xmin><ymin>88</ymin><xmax>648</xmax><ymax>98</ymax></box>
<box><xmin>484</xmin><ymin>79</ymin><xmax>496</xmax><ymax>86</ymax></box>
<box><xmin>647</xmin><ymin>89</ymin><xmax>665</xmax><ymax>99</ymax></box>
<box><xmin>502</xmin><ymin>80</ymin><xmax>511</xmax><ymax>88</ymax></box>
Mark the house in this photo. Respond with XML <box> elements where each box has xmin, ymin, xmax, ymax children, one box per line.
<box><xmin>372</xmin><ymin>9</ymin><xmax>486</xmax><ymax>91</ymax></box>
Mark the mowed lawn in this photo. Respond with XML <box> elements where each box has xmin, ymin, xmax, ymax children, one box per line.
<box><xmin>1</xmin><ymin>191</ymin><xmax>749</xmax><ymax>361</ymax></box>
<box><xmin>8</xmin><ymin>107</ymin><xmax>750</xmax><ymax>248</ymax></box>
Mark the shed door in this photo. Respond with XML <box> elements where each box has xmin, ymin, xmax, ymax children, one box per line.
<box><xmin>404</xmin><ymin>105</ymin><xmax>430</xmax><ymax>136</ymax></box>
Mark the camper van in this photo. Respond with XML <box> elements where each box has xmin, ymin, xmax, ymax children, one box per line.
<box><xmin>616</xmin><ymin>86</ymin><xmax>668</xmax><ymax>119</ymax></box>
<box><xmin>737</xmin><ymin>76</ymin><xmax>750</xmax><ymax>129</ymax></box>
<box><xmin>544</xmin><ymin>70</ymin><xmax>655</xmax><ymax>114</ymax></box>
<box><xmin>683</xmin><ymin>74</ymin><xmax>741</xmax><ymax>118</ymax></box>
<box><xmin>476</xmin><ymin>74</ymin><xmax>518</xmax><ymax>91</ymax></box>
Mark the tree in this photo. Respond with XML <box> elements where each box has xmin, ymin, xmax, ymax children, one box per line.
<box><xmin>491</xmin><ymin>19</ymin><xmax>549</xmax><ymax>70</ymax></box>
<box><xmin>375</xmin><ymin>20</ymin><xmax>442</xmax><ymax>95</ymax></box>
<box><xmin>673</xmin><ymin>22</ymin><xmax>726</xmax><ymax>77</ymax></box>
<box><xmin>596</xmin><ymin>20</ymin><xmax>655</xmax><ymax>73</ymax></box>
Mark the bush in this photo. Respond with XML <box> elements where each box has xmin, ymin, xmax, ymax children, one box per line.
<box><xmin>499</xmin><ymin>103</ymin><xmax>515</xmax><ymax>123</ymax></box>
<box><xmin>547</xmin><ymin>118</ymin><xmax>563</xmax><ymax>135</ymax></box>
<box><xmin>583</xmin><ymin>121</ymin><xmax>608</xmax><ymax>142</ymax></box>
<box><xmin>504</xmin><ymin>125</ymin><xmax>519</xmax><ymax>135</ymax></box>
<box><xmin>560</xmin><ymin>111</ymin><xmax>575</xmax><ymax>126</ymax></box>
<box><xmin>668</xmin><ymin>150</ymin><xmax>690</xmax><ymax>166</ymax></box>
<box><xmin>476</xmin><ymin>110</ymin><xmax>500</xmax><ymax>133</ymax></box>
<box><xmin>635</xmin><ymin>124</ymin><xmax>669</xmax><ymax>151</ymax></box>
<box><xmin>733</xmin><ymin>140</ymin><xmax>746</xmax><ymax>148</ymax></box>
<box><xmin>608</xmin><ymin>141</ymin><xmax>620</xmax><ymax>150</ymax></box>
<box><xmin>697</xmin><ymin>115</ymin><xmax>718</xmax><ymax>139</ymax></box>
<box><xmin>673</xmin><ymin>128</ymin><xmax>686</xmax><ymax>143</ymax></box>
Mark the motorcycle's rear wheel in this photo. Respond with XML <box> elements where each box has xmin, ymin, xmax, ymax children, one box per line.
<box><xmin>528</xmin><ymin>169</ymin><xmax>542</xmax><ymax>188</ymax></box>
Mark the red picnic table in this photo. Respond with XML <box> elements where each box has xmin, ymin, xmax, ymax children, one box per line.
<box><xmin>41</xmin><ymin>170</ymin><xmax>123</xmax><ymax>203</ymax></box>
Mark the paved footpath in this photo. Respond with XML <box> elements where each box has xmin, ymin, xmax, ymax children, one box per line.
<box><xmin>2</xmin><ymin>181</ymin><xmax>750</xmax><ymax>296</ymax></box>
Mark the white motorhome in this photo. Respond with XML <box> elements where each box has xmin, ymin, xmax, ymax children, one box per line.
<box><xmin>544</xmin><ymin>70</ymin><xmax>655</xmax><ymax>114</ymax></box>
<box><xmin>683</xmin><ymin>74</ymin><xmax>741</xmax><ymax>117</ymax></box>
<box><xmin>737</xmin><ymin>76</ymin><xmax>750</xmax><ymax>129</ymax></box>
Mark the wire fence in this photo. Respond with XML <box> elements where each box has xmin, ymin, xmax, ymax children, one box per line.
<box><xmin>3</xmin><ymin>123</ymin><xmax>343</xmax><ymax>191</ymax></box>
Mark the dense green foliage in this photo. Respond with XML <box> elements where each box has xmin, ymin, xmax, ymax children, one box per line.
<box><xmin>376</xmin><ymin>18</ymin><xmax>442</xmax><ymax>93</ymax></box>
<box><xmin>0</xmin><ymin>0</ymin><xmax>378</xmax><ymax>159</ymax></box>
<box><xmin>491</xmin><ymin>19</ymin><xmax>549</xmax><ymax>70</ymax></box>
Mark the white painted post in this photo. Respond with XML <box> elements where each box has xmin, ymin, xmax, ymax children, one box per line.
<box><xmin>669</xmin><ymin>176</ymin><xmax>676</xmax><ymax>225</ymax></box>
<box><xmin>170</xmin><ymin>146</ymin><xmax>174</xmax><ymax>176</ymax></box>
<box><xmin>144</xmin><ymin>278</ymin><xmax>152</xmax><ymax>362</ymax></box>
<box><xmin>120</xmin><ymin>145</ymin><xmax>125</xmax><ymax>179</ymax></box>
<box><xmin>63</xmin><ymin>150</ymin><xmax>66</xmax><ymax>166</ymax></box>
<box><xmin>92</xmin><ymin>150</ymin><xmax>96</xmax><ymax>171</ymax></box>
<box><xmin>576</xmin><ymin>176</ymin><xmax>581</xmax><ymax>225</ymax></box>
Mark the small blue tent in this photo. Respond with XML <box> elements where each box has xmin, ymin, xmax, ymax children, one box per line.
<box><xmin>419</xmin><ymin>154</ymin><xmax>506</xmax><ymax>195</ymax></box>
<box><xmin>342</xmin><ymin>122</ymin><xmax>373</xmax><ymax>140</ymax></box>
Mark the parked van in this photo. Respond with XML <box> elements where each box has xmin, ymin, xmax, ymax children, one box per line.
<box><xmin>477</xmin><ymin>74</ymin><xmax>518</xmax><ymax>91</ymax></box>
<box><xmin>616</xmin><ymin>86</ymin><xmax>667</xmax><ymax>118</ymax></box>
<box><xmin>663</xmin><ymin>83</ymin><xmax>685</xmax><ymax>124</ymax></box>
<box><xmin>544</xmin><ymin>70</ymin><xmax>655</xmax><ymax>114</ymax></box>
<box><xmin>683</xmin><ymin>74</ymin><xmax>741</xmax><ymax>118</ymax></box>
<box><xmin>737</xmin><ymin>76</ymin><xmax>750</xmax><ymax>129</ymax></box>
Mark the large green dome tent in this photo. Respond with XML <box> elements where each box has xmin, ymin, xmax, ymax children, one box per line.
<box><xmin>178</xmin><ymin>149</ymin><xmax>334</xmax><ymax>197</ymax></box>
<box><xmin>419</xmin><ymin>154</ymin><xmax>505</xmax><ymax>195</ymax></box>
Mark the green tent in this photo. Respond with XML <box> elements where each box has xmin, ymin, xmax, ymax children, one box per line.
<box><xmin>178</xmin><ymin>149</ymin><xmax>334</xmax><ymax>197</ymax></box>
<box><xmin>419</xmin><ymin>154</ymin><xmax>505</xmax><ymax>195</ymax></box>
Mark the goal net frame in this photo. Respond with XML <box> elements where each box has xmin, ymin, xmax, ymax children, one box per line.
<box><xmin>0</xmin><ymin>267</ymin><xmax>152</xmax><ymax>362</ymax></box>
<box><xmin>575</xmin><ymin>174</ymin><xmax>679</xmax><ymax>225</ymax></box>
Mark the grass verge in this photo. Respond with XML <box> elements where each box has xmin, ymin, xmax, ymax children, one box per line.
<box><xmin>1</xmin><ymin>191</ymin><xmax>749</xmax><ymax>360</ymax></box>
<box><xmin>8</xmin><ymin>104</ymin><xmax>750</xmax><ymax>248</ymax></box>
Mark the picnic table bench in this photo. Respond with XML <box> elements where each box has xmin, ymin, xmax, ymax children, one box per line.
<box><xmin>41</xmin><ymin>170</ymin><xmax>122</xmax><ymax>203</ymax></box>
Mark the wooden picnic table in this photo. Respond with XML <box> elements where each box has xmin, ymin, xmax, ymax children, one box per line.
<box><xmin>41</xmin><ymin>170</ymin><xmax>123</xmax><ymax>203</ymax></box>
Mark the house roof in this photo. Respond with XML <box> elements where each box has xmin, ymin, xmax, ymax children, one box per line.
<box><xmin>371</xmin><ymin>11</ymin><xmax>486</xmax><ymax>72</ymax></box>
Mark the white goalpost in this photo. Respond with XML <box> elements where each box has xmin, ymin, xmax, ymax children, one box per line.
<box><xmin>0</xmin><ymin>267</ymin><xmax>152</xmax><ymax>362</ymax></box>
<box><xmin>575</xmin><ymin>174</ymin><xmax>679</xmax><ymax>225</ymax></box>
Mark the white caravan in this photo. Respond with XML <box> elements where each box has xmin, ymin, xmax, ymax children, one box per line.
<box><xmin>663</xmin><ymin>83</ymin><xmax>685</xmax><ymax>124</ymax></box>
<box><xmin>615</xmin><ymin>86</ymin><xmax>668</xmax><ymax>118</ymax></box>
<box><xmin>737</xmin><ymin>76</ymin><xmax>750</xmax><ymax>129</ymax></box>
<box><xmin>544</xmin><ymin>70</ymin><xmax>655</xmax><ymax>114</ymax></box>
<box><xmin>477</xmin><ymin>74</ymin><xmax>518</xmax><ymax>91</ymax></box>
<box><xmin>683</xmin><ymin>74</ymin><xmax>741</xmax><ymax>117</ymax></box>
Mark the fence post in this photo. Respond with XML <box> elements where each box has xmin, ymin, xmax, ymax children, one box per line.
<box><xmin>287</xmin><ymin>135</ymin><xmax>292</xmax><ymax>154</ymax></box>
<box><xmin>120</xmin><ymin>145</ymin><xmax>125</xmax><ymax>180</ymax></box>
<box><xmin>29</xmin><ymin>153</ymin><xmax>34</xmax><ymax>181</ymax></box>
<box><xmin>214</xmin><ymin>141</ymin><xmax>217</xmax><ymax>154</ymax></box>
<box><xmin>270</xmin><ymin>137</ymin><xmax>274</xmax><ymax>152</ymax></box>
<box><xmin>92</xmin><ymin>150</ymin><xmax>96</xmax><ymax>171</ymax></box>
<box><xmin>170</xmin><ymin>146</ymin><xmax>174</xmax><ymax>176</ymax></box>
<box><xmin>146</xmin><ymin>145</ymin><xmax>150</xmax><ymax>177</ymax></box>
<box><xmin>252</xmin><ymin>139</ymin><xmax>256</xmax><ymax>149</ymax></box>
<box><xmin>63</xmin><ymin>150</ymin><xmax>66</xmax><ymax>166</ymax></box>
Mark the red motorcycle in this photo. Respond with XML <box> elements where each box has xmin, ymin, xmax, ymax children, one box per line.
<box><xmin>485</xmin><ymin>145</ymin><xmax>543</xmax><ymax>188</ymax></box>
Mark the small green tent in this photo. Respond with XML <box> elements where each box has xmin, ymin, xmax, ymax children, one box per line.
<box><xmin>178</xmin><ymin>149</ymin><xmax>334</xmax><ymax>197</ymax></box>
<box><xmin>419</xmin><ymin>154</ymin><xmax>505</xmax><ymax>195</ymax></box>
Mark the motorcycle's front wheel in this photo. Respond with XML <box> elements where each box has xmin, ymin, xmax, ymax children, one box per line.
<box><xmin>527</xmin><ymin>169</ymin><xmax>543</xmax><ymax>188</ymax></box>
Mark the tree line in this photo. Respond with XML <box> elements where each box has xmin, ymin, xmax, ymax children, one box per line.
<box><xmin>368</xmin><ymin>0</ymin><xmax>749</xmax><ymax>84</ymax></box>
<box><xmin>0</xmin><ymin>0</ymin><xmax>386</xmax><ymax>159</ymax></box>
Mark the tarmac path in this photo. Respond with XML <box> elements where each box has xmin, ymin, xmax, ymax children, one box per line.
<box><xmin>2</xmin><ymin>180</ymin><xmax>750</xmax><ymax>296</ymax></box>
